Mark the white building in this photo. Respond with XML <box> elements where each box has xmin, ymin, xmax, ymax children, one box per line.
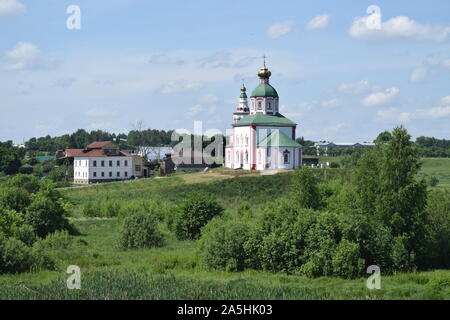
<box><xmin>64</xmin><ymin>141</ymin><xmax>133</xmax><ymax>184</ymax></box>
<box><xmin>314</xmin><ymin>141</ymin><xmax>375</xmax><ymax>156</ymax></box>
<box><xmin>225</xmin><ymin>62</ymin><xmax>303</xmax><ymax>171</ymax></box>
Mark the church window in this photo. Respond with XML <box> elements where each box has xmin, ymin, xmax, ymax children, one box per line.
<box><xmin>284</xmin><ymin>153</ymin><xmax>290</xmax><ymax>164</ymax></box>
<box><xmin>258</xmin><ymin>102</ymin><xmax>262</xmax><ymax>109</ymax></box>
<box><xmin>268</xmin><ymin>102</ymin><xmax>272</xmax><ymax>109</ymax></box>
<box><xmin>245</xmin><ymin>135</ymin><xmax>249</xmax><ymax>146</ymax></box>
<box><xmin>245</xmin><ymin>151</ymin><xmax>249</xmax><ymax>164</ymax></box>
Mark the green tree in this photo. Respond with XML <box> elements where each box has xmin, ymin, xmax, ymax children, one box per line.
<box><xmin>174</xmin><ymin>192</ymin><xmax>223</xmax><ymax>240</ymax></box>
<box><xmin>24</xmin><ymin>191</ymin><xmax>70</xmax><ymax>238</ymax></box>
<box><xmin>290</xmin><ymin>167</ymin><xmax>322</xmax><ymax>210</ymax></box>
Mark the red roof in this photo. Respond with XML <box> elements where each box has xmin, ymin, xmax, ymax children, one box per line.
<box><xmin>63</xmin><ymin>148</ymin><xmax>131</xmax><ymax>158</ymax></box>
<box><xmin>86</xmin><ymin>141</ymin><xmax>113</xmax><ymax>149</ymax></box>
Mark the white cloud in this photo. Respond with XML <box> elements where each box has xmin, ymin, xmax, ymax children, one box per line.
<box><xmin>307</xmin><ymin>14</ymin><xmax>330</xmax><ymax>30</ymax></box>
<box><xmin>148</xmin><ymin>53</ymin><xmax>186</xmax><ymax>65</ymax></box>
<box><xmin>2</xmin><ymin>42</ymin><xmax>57</xmax><ymax>70</ymax></box>
<box><xmin>376</xmin><ymin>108</ymin><xmax>413</xmax><ymax>122</ymax></box>
<box><xmin>199</xmin><ymin>50</ymin><xmax>256</xmax><ymax>69</ymax></box>
<box><xmin>410</xmin><ymin>67</ymin><xmax>428</xmax><ymax>83</ymax></box>
<box><xmin>349</xmin><ymin>15</ymin><xmax>450</xmax><ymax>42</ymax></box>
<box><xmin>377</xmin><ymin>95</ymin><xmax>450</xmax><ymax>122</ymax></box>
<box><xmin>267</xmin><ymin>21</ymin><xmax>294</xmax><ymax>39</ymax></box>
<box><xmin>184</xmin><ymin>104</ymin><xmax>205</xmax><ymax>117</ymax></box>
<box><xmin>362</xmin><ymin>88</ymin><xmax>400</xmax><ymax>107</ymax></box>
<box><xmin>320</xmin><ymin>98</ymin><xmax>342</xmax><ymax>108</ymax></box>
<box><xmin>85</xmin><ymin>108</ymin><xmax>115</xmax><ymax>117</ymax></box>
<box><xmin>410</xmin><ymin>58</ymin><xmax>450</xmax><ymax>83</ymax></box>
<box><xmin>426</xmin><ymin>106</ymin><xmax>450</xmax><ymax>118</ymax></box>
<box><xmin>87</xmin><ymin>122</ymin><xmax>113</xmax><ymax>130</ymax></box>
<box><xmin>0</xmin><ymin>0</ymin><xmax>25</xmax><ymax>17</ymax></box>
<box><xmin>158</xmin><ymin>80</ymin><xmax>203</xmax><ymax>94</ymax></box>
<box><xmin>440</xmin><ymin>96</ymin><xmax>450</xmax><ymax>106</ymax></box>
<box><xmin>324</xmin><ymin>123</ymin><xmax>346</xmax><ymax>134</ymax></box>
<box><xmin>199</xmin><ymin>94</ymin><xmax>219</xmax><ymax>104</ymax></box>
<box><xmin>338</xmin><ymin>80</ymin><xmax>375</xmax><ymax>95</ymax></box>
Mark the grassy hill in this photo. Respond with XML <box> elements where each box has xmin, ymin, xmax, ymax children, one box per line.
<box><xmin>0</xmin><ymin>168</ymin><xmax>448</xmax><ymax>300</ymax></box>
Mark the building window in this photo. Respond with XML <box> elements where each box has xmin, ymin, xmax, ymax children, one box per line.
<box><xmin>101</xmin><ymin>172</ymin><xmax>105</xmax><ymax>177</ymax></box>
<box><xmin>117</xmin><ymin>172</ymin><xmax>120</xmax><ymax>177</ymax></box>
<box><xmin>284</xmin><ymin>153</ymin><xmax>290</xmax><ymax>164</ymax></box>
<box><xmin>93</xmin><ymin>160</ymin><xmax>97</xmax><ymax>167</ymax></box>
<box><xmin>93</xmin><ymin>172</ymin><xmax>97</xmax><ymax>177</ymax></box>
<box><xmin>235</xmin><ymin>151</ymin><xmax>239</xmax><ymax>164</ymax></box>
<box><xmin>245</xmin><ymin>135</ymin><xmax>249</xmax><ymax>146</ymax></box>
<box><xmin>124</xmin><ymin>160</ymin><xmax>128</xmax><ymax>166</ymax></box>
<box><xmin>267</xmin><ymin>148</ymin><xmax>271</xmax><ymax>157</ymax></box>
<box><xmin>258</xmin><ymin>150</ymin><xmax>262</xmax><ymax>164</ymax></box>
<box><xmin>117</xmin><ymin>160</ymin><xmax>120</xmax><ymax>166</ymax></box>
<box><xmin>135</xmin><ymin>165</ymin><xmax>141</xmax><ymax>172</ymax></box>
<box><xmin>245</xmin><ymin>151</ymin><xmax>249</xmax><ymax>164</ymax></box>
<box><xmin>101</xmin><ymin>161</ymin><xmax>105</xmax><ymax>167</ymax></box>
<box><xmin>125</xmin><ymin>172</ymin><xmax>128</xmax><ymax>177</ymax></box>
<box><xmin>109</xmin><ymin>160</ymin><xmax>113</xmax><ymax>167</ymax></box>
<box><xmin>109</xmin><ymin>172</ymin><xmax>112</xmax><ymax>177</ymax></box>
<box><xmin>258</xmin><ymin>101</ymin><xmax>262</xmax><ymax>109</ymax></box>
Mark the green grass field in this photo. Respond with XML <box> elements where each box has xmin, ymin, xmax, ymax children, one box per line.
<box><xmin>419</xmin><ymin>158</ymin><xmax>450</xmax><ymax>188</ymax></box>
<box><xmin>305</xmin><ymin>156</ymin><xmax>450</xmax><ymax>189</ymax></box>
<box><xmin>0</xmin><ymin>167</ymin><xmax>449</xmax><ymax>300</ymax></box>
<box><xmin>0</xmin><ymin>218</ymin><xmax>448</xmax><ymax>300</ymax></box>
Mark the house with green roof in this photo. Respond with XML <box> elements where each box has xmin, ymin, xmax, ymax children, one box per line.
<box><xmin>225</xmin><ymin>61</ymin><xmax>303</xmax><ymax>170</ymax></box>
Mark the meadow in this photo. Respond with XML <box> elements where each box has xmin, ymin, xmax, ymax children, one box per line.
<box><xmin>0</xmin><ymin>160</ymin><xmax>449</xmax><ymax>300</ymax></box>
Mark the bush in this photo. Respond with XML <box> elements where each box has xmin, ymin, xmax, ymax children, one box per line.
<box><xmin>118</xmin><ymin>209</ymin><xmax>163</xmax><ymax>249</ymax></box>
<box><xmin>429</xmin><ymin>176</ymin><xmax>439</xmax><ymax>187</ymax></box>
<box><xmin>174</xmin><ymin>192</ymin><xmax>224</xmax><ymax>240</ymax></box>
<box><xmin>9</xmin><ymin>174</ymin><xmax>39</xmax><ymax>193</ymax></box>
<box><xmin>198</xmin><ymin>219</ymin><xmax>249</xmax><ymax>272</ymax></box>
<box><xmin>40</xmin><ymin>230</ymin><xmax>73</xmax><ymax>249</ymax></box>
<box><xmin>82</xmin><ymin>202</ymin><xmax>101</xmax><ymax>217</ymax></box>
<box><xmin>25</xmin><ymin>193</ymin><xmax>71</xmax><ymax>238</ymax></box>
<box><xmin>12</xmin><ymin>224</ymin><xmax>36</xmax><ymax>246</ymax></box>
<box><xmin>331</xmin><ymin>240</ymin><xmax>364</xmax><ymax>279</ymax></box>
<box><xmin>0</xmin><ymin>237</ymin><xmax>52</xmax><ymax>274</ymax></box>
<box><xmin>0</xmin><ymin>186</ymin><xmax>31</xmax><ymax>212</ymax></box>
<box><xmin>0</xmin><ymin>207</ymin><xmax>24</xmax><ymax>237</ymax></box>
<box><xmin>329</xmin><ymin>162</ymin><xmax>340</xmax><ymax>169</ymax></box>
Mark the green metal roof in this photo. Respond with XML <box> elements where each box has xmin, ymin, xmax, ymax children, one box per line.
<box><xmin>251</xmin><ymin>83</ymin><xmax>278</xmax><ymax>98</ymax></box>
<box><xmin>258</xmin><ymin>130</ymin><xmax>303</xmax><ymax>148</ymax></box>
<box><xmin>233</xmin><ymin>112</ymin><xmax>296</xmax><ymax>127</ymax></box>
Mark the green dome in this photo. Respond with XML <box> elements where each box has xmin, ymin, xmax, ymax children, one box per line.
<box><xmin>251</xmin><ymin>83</ymin><xmax>278</xmax><ymax>98</ymax></box>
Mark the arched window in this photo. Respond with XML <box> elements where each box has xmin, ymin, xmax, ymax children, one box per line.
<box><xmin>245</xmin><ymin>151</ymin><xmax>249</xmax><ymax>164</ymax></box>
<box><xmin>268</xmin><ymin>102</ymin><xmax>272</xmax><ymax>109</ymax></box>
<box><xmin>283</xmin><ymin>150</ymin><xmax>291</xmax><ymax>164</ymax></box>
<box><xmin>245</xmin><ymin>135</ymin><xmax>249</xmax><ymax>146</ymax></box>
<box><xmin>258</xmin><ymin>101</ymin><xmax>262</xmax><ymax>109</ymax></box>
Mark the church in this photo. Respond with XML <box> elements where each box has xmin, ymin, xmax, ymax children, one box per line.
<box><xmin>225</xmin><ymin>61</ymin><xmax>303</xmax><ymax>171</ymax></box>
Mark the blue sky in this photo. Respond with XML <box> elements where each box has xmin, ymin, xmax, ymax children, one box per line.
<box><xmin>1</xmin><ymin>0</ymin><xmax>450</xmax><ymax>143</ymax></box>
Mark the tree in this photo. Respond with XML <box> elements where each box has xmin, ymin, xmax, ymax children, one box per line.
<box><xmin>174</xmin><ymin>192</ymin><xmax>224</xmax><ymax>240</ymax></box>
<box><xmin>354</xmin><ymin>126</ymin><xmax>428</xmax><ymax>263</ymax></box>
<box><xmin>290</xmin><ymin>167</ymin><xmax>322</xmax><ymax>210</ymax></box>
<box><xmin>24</xmin><ymin>192</ymin><xmax>70</xmax><ymax>238</ymax></box>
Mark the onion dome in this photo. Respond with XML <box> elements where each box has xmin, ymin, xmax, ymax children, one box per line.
<box><xmin>258</xmin><ymin>66</ymin><xmax>272</xmax><ymax>79</ymax></box>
